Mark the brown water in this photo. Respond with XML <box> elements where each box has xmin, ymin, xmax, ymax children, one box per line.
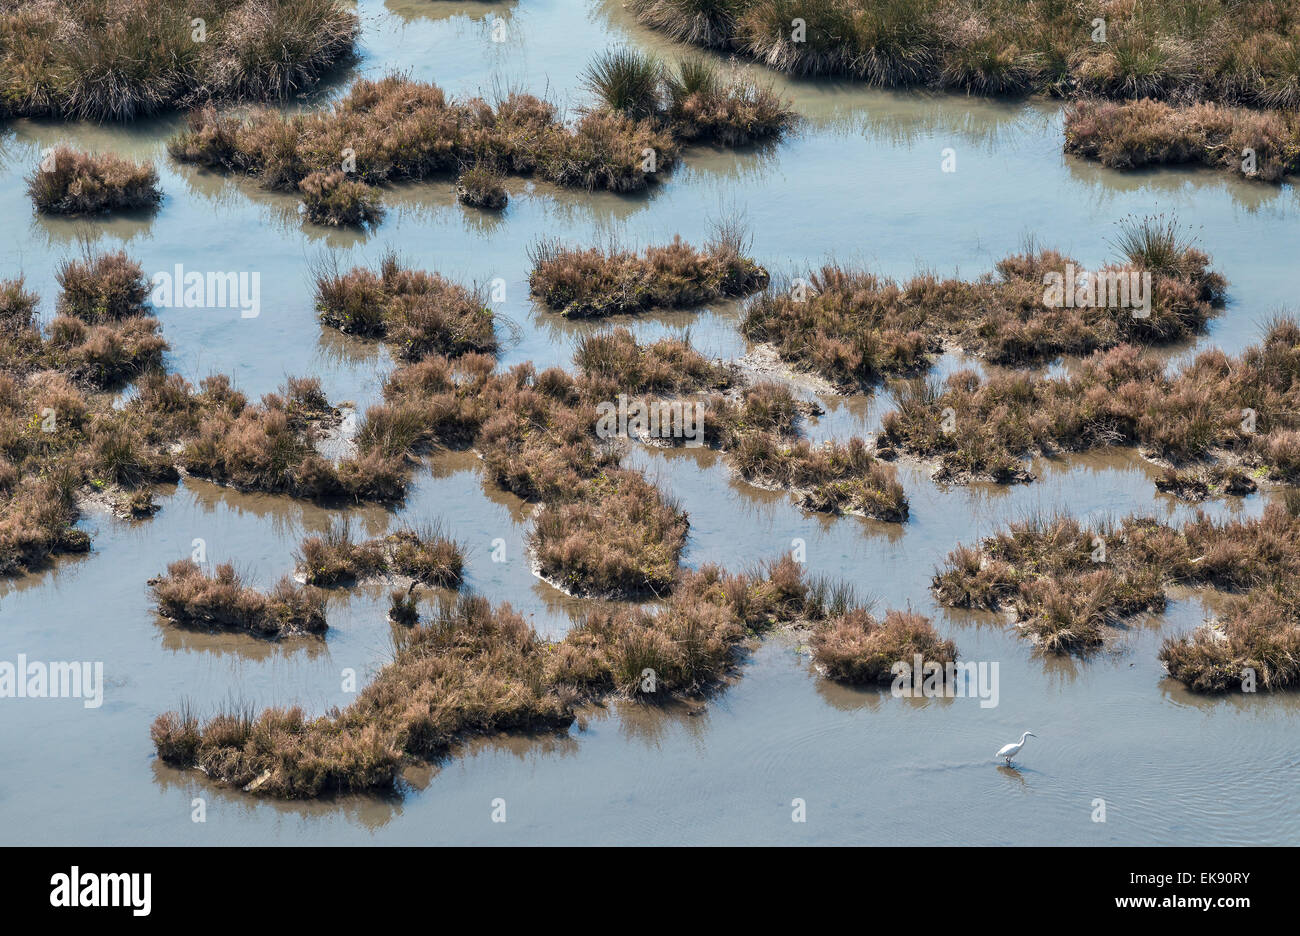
<box><xmin>1</xmin><ymin>0</ymin><xmax>1298</xmax><ymax>845</ymax></box>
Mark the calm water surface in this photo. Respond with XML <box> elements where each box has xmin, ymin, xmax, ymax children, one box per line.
<box><xmin>0</xmin><ymin>0</ymin><xmax>1296</xmax><ymax>845</ymax></box>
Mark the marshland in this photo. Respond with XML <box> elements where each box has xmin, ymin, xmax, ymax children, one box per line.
<box><xmin>2</xmin><ymin>0</ymin><xmax>1299</xmax><ymax>844</ymax></box>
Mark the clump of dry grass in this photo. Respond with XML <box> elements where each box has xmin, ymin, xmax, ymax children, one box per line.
<box><xmin>742</xmin><ymin>266</ymin><xmax>938</xmax><ymax>388</ymax></box>
<box><xmin>46</xmin><ymin>311</ymin><xmax>167</xmax><ymax>388</ymax></box>
<box><xmin>299</xmin><ymin>169</ymin><xmax>384</xmax><ymax>227</ymax></box>
<box><xmin>0</xmin><ymin>470</ymin><xmax>90</xmax><ymax>576</ymax></box>
<box><xmin>582</xmin><ymin>49</ymin><xmax>794</xmax><ymax>144</ymax></box>
<box><xmin>582</xmin><ymin>47</ymin><xmax>667</xmax><ymax>121</ymax></box>
<box><xmin>386</xmin><ymin>525</ymin><xmax>464</xmax><ymax>587</ymax></box>
<box><xmin>557</xmin><ymin>558</ymin><xmax>807</xmax><ymax>695</ymax></box>
<box><xmin>0</xmin><ymin>257</ymin><xmax>414</xmax><ymax>579</ymax></box>
<box><xmin>388</xmin><ymin>586</ymin><xmax>419</xmax><ymax>626</ymax></box>
<box><xmin>1154</xmin><ymin>465</ymin><xmax>1257</xmax><ymax>502</ymax></box>
<box><xmin>742</xmin><ymin>224</ymin><xmax>1225</xmax><ymax>388</ymax></box>
<box><xmin>934</xmin><ymin>514</ymin><xmax>1167</xmax><ymax>652</ymax></box>
<box><xmin>1160</xmin><ymin>582</ymin><xmax>1300</xmax><ymax>692</ymax></box>
<box><xmin>175</xmin><ymin>375</ymin><xmax>408</xmax><ymax>502</ymax></box>
<box><xmin>810</xmin><ymin>608</ymin><xmax>955</xmax><ymax>683</ymax></box>
<box><xmin>297</xmin><ymin>518</ymin><xmax>464</xmax><ymax>588</ymax></box>
<box><xmin>55</xmin><ymin>248</ymin><xmax>151</xmax><ymax>323</ymax></box>
<box><xmin>574</xmin><ymin>327</ymin><xmax>736</xmax><ymax>395</ymax></box>
<box><xmin>571</xmin><ymin>331</ymin><xmax>910</xmax><ymax>521</ymax></box>
<box><xmin>26</xmin><ymin>146</ymin><xmax>161</xmax><ymax>214</ymax></box>
<box><xmin>734</xmin><ymin>0</ymin><xmax>941</xmax><ymax>86</ymax></box>
<box><xmin>152</xmin><ymin>592</ymin><xmax>570</xmax><ymax>796</ymax></box>
<box><xmin>528</xmin><ymin>223</ymin><xmax>768</xmax><ymax>318</ymax></box>
<box><xmin>0</xmin><ymin>278</ymin><xmax>39</xmax><ymax>332</ymax></box>
<box><xmin>626</xmin><ymin>0</ymin><xmax>740</xmax><ymax>50</ymax></box>
<box><xmin>150</xmin><ymin>558</ymin><xmax>328</xmax><ymax>638</ymax></box>
<box><xmin>455</xmin><ymin>164</ymin><xmax>508</xmax><ymax>210</ymax></box>
<box><xmin>529</xmin><ymin>470</ymin><xmax>688</xmax><ymax>597</ymax></box>
<box><xmin>39</xmin><ymin>248</ymin><xmax>167</xmax><ymax>388</ymax></box>
<box><xmin>352</xmin><ymin>310</ymin><xmax>905</xmax><ymax>594</ymax></box>
<box><xmin>705</xmin><ymin>382</ymin><xmax>908</xmax><ymax>519</ymax></box>
<box><xmin>741</xmin><ymin>431</ymin><xmax>907</xmax><ymax>520</ymax></box>
<box><xmin>477</xmin><ymin>386</ymin><xmax>690</xmax><ymax>597</ymax></box>
<box><xmin>115</xmin><ymin>486</ymin><xmax>158</xmax><ymax>517</ymax></box>
<box><xmin>1066</xmin><ymin>98</ymin><xmax>1300</xmax><ymax>182</ymax></box>
<box><xmin>167</xmin><ymin>54</ymin><xmax>790</xmax><ymax>225</ymax></box>
<box><xmin>0</xmin><ymin>279</ymin><xmax>48</xmax><ymax>378</ymax></box>
<box><xmin>629</xmin><ymin>0</ymin><xmax>1300</xmax><ymax>115</ymax></box>
<box><xmin>166</xmin><ymin>72</ymin><xmax>680</xmax><ymax>225</ymax></box>
<box><xmin>702</xmin><ymin>378</ymin><xmax>800</xmax><ymax>441</ymax></box>
<box><xmin>662</xmin><ymin>57</ymin><xmax>794</xmax><ymax>145</ymax></box>
<box><xmin>295</xmin><ymin>517</ymin><xmax>385</xmax><ymax>585</ymax></box>
<box><xmin>153</xmin><ymin>558</ymin><xmax>948</xmax><ymax>796</ymax></box>
<box><xmin>313</xmin><ymin>253</ymin><xmax>495</xmax><ymax>360</ymax></box>
<box><xmin>151</xmin><ymin>703</ymin><xmax>401</xmax><ymax>797</ymax></box>
<box><xmin>347</xmin><ymin>333</ymin><xmax>698</xmax><ymax>597</ymax></box>
<box><xmin>935</xmin><ymin>502</ymin><xmax>1300</xmax><ymax>687</ymax></box>
<box><xmin>879</xmin><ymin>316</ymin><xmax>1300</xmax><ymax>490</ymax></box>
<box><xmin>0</xmin><ymin>255</ymin><xmax>179</xmax><ymax>573</ymax></box>
<box><xmin>0</xmin><ymin>0</ymin><xmax>358</xmax><ymax>122</ymax></box>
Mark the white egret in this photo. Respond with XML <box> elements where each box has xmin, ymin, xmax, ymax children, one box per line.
<box><xmin>996</xmin><ymin>731</ymin><xmax>1036</xmax><ymax>765</ymax></box>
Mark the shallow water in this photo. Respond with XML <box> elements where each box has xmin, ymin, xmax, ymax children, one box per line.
<box><xmin>1</xmin><ymin>0</ymin><xmax>1298</xmax><ymax>845</ymax></box>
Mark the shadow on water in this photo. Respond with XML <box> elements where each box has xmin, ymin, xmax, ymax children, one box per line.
<box><xmin>382</xmin><ymin>0</ymin><xmax>523</xmax><ymax>28</ymax></box>
<box><xmin>150</xmin><ymin>757</ymin><xmax>407</xmax><ymax>830</ymax></box>
<box><xmin>155</xmin><ymin>619</ymin><xmax>332</xmax><ymax>661</ymax></box>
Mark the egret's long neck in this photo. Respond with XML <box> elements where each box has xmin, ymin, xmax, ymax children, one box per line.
<box><xmin>1019</xmin><ymin>732</ymin><xmax>1030</xmax><ymax>743</ymax></box>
